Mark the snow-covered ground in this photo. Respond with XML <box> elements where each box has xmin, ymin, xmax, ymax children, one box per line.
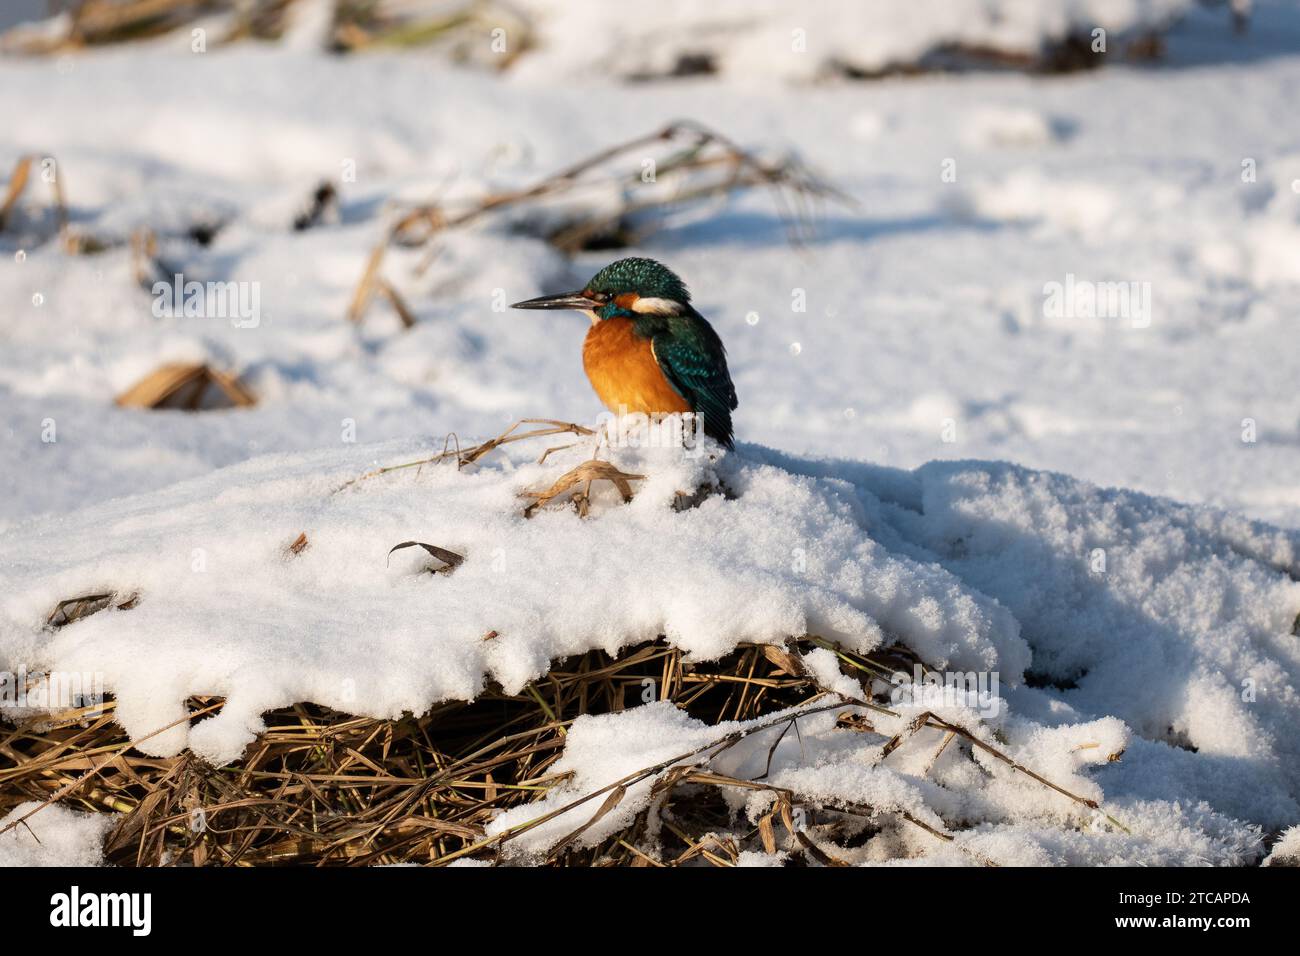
<box><xmin>2</xmin><ymin>3</ymin><xmax>1300</xmax><ymax>528</ymax></box>
<box><xmin>2</xmin><ymin>1</ymin><xmax>1300</xmax><ymax>865</ymax></box>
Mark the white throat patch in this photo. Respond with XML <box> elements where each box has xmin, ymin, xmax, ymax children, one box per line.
<box><xmin>631</xmin><ymin>297</ymin><xmax>686</xmax><ymax>316</ymax></box>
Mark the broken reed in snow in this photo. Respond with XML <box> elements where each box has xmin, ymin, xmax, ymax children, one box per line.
<box><xmin>115</xmin><ymin>362</ymin><xmax>256</xmax><ymax>410</ymax></box>
<box><xmin>0</xmin><ymin>153</ymin><xmax>86</xmax><ymax>251</ymax></box>
<box><xmin>0</xmin><ymin>636</ymin><xmax>1126</xmax><ymax>866</ymax></box>
<box><xmin>334</xmin><ymin>418</ymin><xmax>651</xmax><ymax>519</ymax></box>
<box><xmin>346</xmin><ymin>119</ymin><xmax>850</xmax><ymax>328</ymax></box>
<box><xmin>1</xmin><ymin>121</ymin><xmax>841</xmax><ymax>343</ymax></box>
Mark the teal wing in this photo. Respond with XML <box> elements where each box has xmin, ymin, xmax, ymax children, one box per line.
<box><xmin>650</xmin><ymin>313</ymin><xmax>738</xmax><ymax>448</ymax></box>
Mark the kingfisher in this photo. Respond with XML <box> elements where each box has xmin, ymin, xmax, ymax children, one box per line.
<box><xmin>511</xmin><ymin>257</ymin><xmax>738</xmax><ymax>448</ymax></box>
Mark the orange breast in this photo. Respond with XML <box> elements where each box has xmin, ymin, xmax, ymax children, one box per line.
<box><xmin>583</xmin><ymin>317</ymin><xmax>691</xmax><ymax>416</ymax></box>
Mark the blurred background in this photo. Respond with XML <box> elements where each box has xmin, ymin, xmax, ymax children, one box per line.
<box><xmin>2</xmin><ymin>0</ymin><xmax>1298</xmax><ymax>527</ymax></box>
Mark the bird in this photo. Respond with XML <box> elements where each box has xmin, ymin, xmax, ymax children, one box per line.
<box><xmin>511</xmin><ymin>257</ymin><xmax>738</xmax><ymax>448</ymax></box>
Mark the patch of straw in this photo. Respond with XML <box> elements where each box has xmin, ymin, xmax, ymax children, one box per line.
<box><xmin>0</xmin><ymin>636</ymin><xmax>1127</xmax><ymax>866</ymax></box>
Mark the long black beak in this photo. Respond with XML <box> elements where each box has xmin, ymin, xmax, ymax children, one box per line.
<box><xmin>510</xmin><ymin>291</ymin><xmax>592</xmax><ymax>311</ymax></box>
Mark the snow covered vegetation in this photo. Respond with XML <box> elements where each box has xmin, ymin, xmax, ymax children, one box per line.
<box><xmin>1</xmin><ymin>0</ymin><xmax>1299</xmax><ymax>867</ymax></box>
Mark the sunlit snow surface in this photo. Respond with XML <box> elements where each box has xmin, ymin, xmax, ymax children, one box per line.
<box><xmin>2</xmin><ymin>1</ymin><xmax>1300</xmax><ymax>864</ymax></box>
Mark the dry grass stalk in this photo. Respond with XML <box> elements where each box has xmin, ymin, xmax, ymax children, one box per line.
<box><xmin>0</xmin><ymin>155</ymin><xmax>33</xmax><ymax>232</ymax></box>
<box><xmin>374</xmin><ymin>280</ymin><xmax>417</xmax><ymax>329</ymax></box>
<box><xmin>115</xmin><ymin>362</ymin><xmax>256</xmax><ymax>410</ymax></box>
<box><xmin>345</xmin><ymin>237</ymin><xmax>389</xmax><ymax>323</ymax></box>
<box><xmin>329</xmin><ymin>1</ymin><xmax>534</xmax><ymax>66</ymax></box>
<box><xmin>130</xmin><ymin>227</ymin><xmax>162</xmax><ymax>288</ymax></box>
<box><xmin>333</xmin><ymin>418</ymin><xmax>596</xmax><ymax>493</ymax></box>
<box><xmin>0</xmin><ymin>635</ymin><xmax>1126</xmax><ymax>866</ymax></box>
<box><xmin>0</xmin><ymin>153</ymin><xmax>71</xmax><ymax>248</ymax></box>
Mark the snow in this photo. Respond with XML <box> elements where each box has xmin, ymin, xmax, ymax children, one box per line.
<box><xmin>3</xmin><ymin>0</ymin><xmax>1300</xmax><ymax>864</ymax></box>
<box><xmin>1263</xmin><ymin>824</ymin><xmax>1300</xmax><ymax>865</ymax></box>
<box><xmin>0</xmin><ymin>802</ymin><xmax>113</xmax><ymax>867</ymax></box>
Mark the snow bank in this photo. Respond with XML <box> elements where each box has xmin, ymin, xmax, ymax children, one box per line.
<box><xmin>2</xmin><ymin>433</ymin><xmax>1297</xmax><ymax>861</ymax></box>
<box><xmin>0</xmin><ymin>433</ymin><xmax>1023</xmax><ymax>764</ymax></box>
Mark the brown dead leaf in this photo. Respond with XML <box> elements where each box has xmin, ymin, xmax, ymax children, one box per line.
<box><xmin>116</xmin><ymin>363</ymin><xmax>255</xmax><ymax>410</ymax></box>
<box><xmin>47</xmin><ymin>591</ymin><xmax>139</xmax><ymax>629</ymax></box>
<box><xmin>758</xmin><ymin>811</ymin><xmax>777</xmax><ymax>854</ymax></box>
<box><xmin>761</xmin><ymin>644</ymin><xmax>806</xmax><ymax>677</ymax></box>
<box><xmin>386</xmin><ymin>541</ymin><xmax>465</xmax><ymax>574</ymax></box>
<box><xmin>521</xmin><ymin>459</ymin><xmax>645</xmax><ymax>517</ymax></box>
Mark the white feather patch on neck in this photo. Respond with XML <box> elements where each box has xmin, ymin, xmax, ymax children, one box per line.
<box><xmin>631</xmin><ymin>296</ymin><xmax>685</xmax><ymax>315</ymax></box>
